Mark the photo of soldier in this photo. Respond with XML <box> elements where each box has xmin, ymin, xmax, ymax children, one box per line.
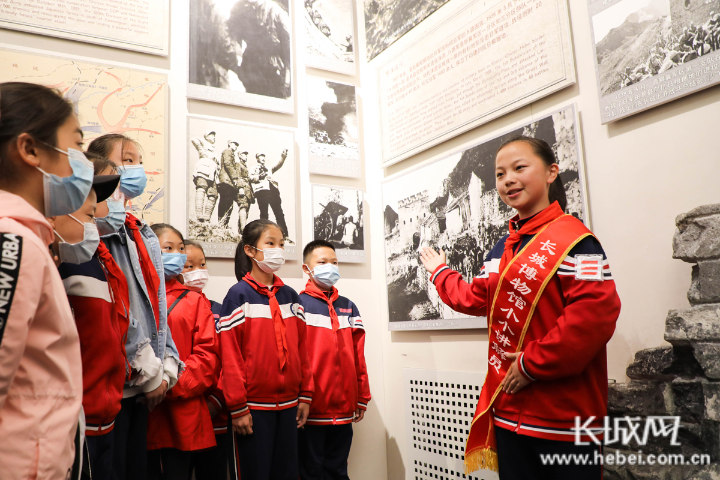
<box><xmin>251</xmin><ymin>150</ymin><xmax>290</xmax><ymax>241</ymax></box>
<box><xmin>191</xmin><ymin>131</ymin><xmax>218</xmax><ymax>223</ymax></box>
<box><xmin>187</xmin><ymin>116</ymin><xmax>297</xmax><ymax>258</ymax></box>
<box><xmin>217</xmin><ymin>143</ymin><xmax>255</xmax><ymax>233</ymax></box>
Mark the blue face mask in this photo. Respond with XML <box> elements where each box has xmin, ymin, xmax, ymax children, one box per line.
<box><xmin>162</xmin><ymin>252</ymin><xmax>187</xmax><ymax>279</ymax></box>
<box><xmin>309</xmin><ymin>264</ymin><xmax>340</xmax><ymax>288</ymax></box>
<box><xmin>55</xmin><ymin>215</ymin><xmax>100</xmax><ymax>265</ymax></box>
<box><xmin>119</xmin><ymin>165</ymin><xmax>147</xmax><ymax>199</ymax></box>
<box><xmin>37</xmin><ymin>147</ymin><xmax>94</xmax><ymax>217</ymax></box>
<box><xmin>96</xmin><ymin>199</ymin><xmax>127</xmax><ymax>236</ymax></box>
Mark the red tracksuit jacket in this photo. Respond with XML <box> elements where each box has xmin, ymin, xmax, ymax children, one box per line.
<box><xmin>431</xmin><ymin>207</ymin><xmax>621</xmax><ymax>441</ymax></box>
<box><xmin>217</xmin><ymin>274</ymin><xmax>314</xmax><ymax>419</ymax></box>
<box><xmin>147</xmin><ymin>280</ymin><xmax>220</xmax><ymax>451</ymax></box>
<box><xmin>299</xmin><ymin>281</ymin><xmax>371</xmax><ymax>425</ymax></box>
<box><xmin>59</xmin><ymin>253</ymin><xmax>129</xmax><ymax>436</ymax></box>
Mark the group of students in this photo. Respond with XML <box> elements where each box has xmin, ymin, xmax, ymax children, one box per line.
<box><xmin>0</xmin><ymin>82</ymin><xmax>370</xmax><ymax>480</ymax></box>
<box><xmin>1</xmin><ymin>78</ymin><xmax>623</xmax><ymax>480</ymax></box>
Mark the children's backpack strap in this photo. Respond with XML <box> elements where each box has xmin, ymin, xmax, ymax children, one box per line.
<box><xmin>167</xmin><ymin>290</ymin><xmax>190</xmax><ymax>316</ymax></box>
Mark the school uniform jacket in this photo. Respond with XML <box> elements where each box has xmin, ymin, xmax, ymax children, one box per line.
<box><xmin>207</xmin><ymin>300</ymin><xmax>229</xmax><ymax>434</ymax></box>
<box><xmin>217</xmin><ymin>274</ymin><xmax>313</xmax><ymax>419</ymax></box>
<box><xmin>147</xmin><ymin>280</ymin><xmax>219</xmax><ymax>451</ymax></box>
<box><xmin>59</xmin><ymin>256</ymin><xmax>129</xmax><ymax>436</ymax></box>
<box><xmin>299</xmin><ymin>281</ymin><xmax>371</xmax><ymax>425</ymax></box>
<box><xmin>431</xmin><ymin>208</ymin><xmax>621</xmax><ymax>442</ymax></box>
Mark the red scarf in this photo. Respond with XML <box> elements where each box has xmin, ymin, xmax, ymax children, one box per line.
<box><xmin>501</xmin><ymin>202</ymin><xmax>564</xmax><ymax>271</ymax></box>
<box><xmin>300</xmin><ymin>280</ymin><xmax>340</xmax><ymax>333</ymax></box>
<box><xmin>124</xmin><ymin>213</ymin><xmax>161</xmax><ymax>328</ymax></box>
<box><xmin>97</xmin><ymin>241</ymin><xmax>131</xmax><ymax>378</ymax></box>
<box><xmin>243</xmin><ymin>273</ymin><xmax>289</xmax><ymax>369</ymax></box>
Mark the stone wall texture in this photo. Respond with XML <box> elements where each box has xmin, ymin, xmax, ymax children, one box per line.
<box><xmin>606</xmin><ymin>204</ymin><xmax>720</xmax><ymax>479</ymax></box>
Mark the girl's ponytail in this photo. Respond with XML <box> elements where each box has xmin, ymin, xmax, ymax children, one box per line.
<box><xmin>497</xmin><ymin>136</ymin><xmax>567</xmax><ymax>212</ymax></box>
<box><xmin>234</xmin><ymin>219</ymin><xmax>279</xmax><ymax>281</ymax></box>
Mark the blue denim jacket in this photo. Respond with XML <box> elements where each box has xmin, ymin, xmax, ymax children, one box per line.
<box><xmin>101</xmin><ymin>220</ymin><xmax>181</xmax><ymax>377</ymax></box>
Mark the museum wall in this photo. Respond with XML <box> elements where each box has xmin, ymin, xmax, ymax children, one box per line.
<box><xmin>356</xmin><ymin>0</ymin><xmax>720</xmax><ymax>478</ymax></box>
<box><xmin>1</xmin><ymin>0</ymin><xmax>719</xmax><ymax>479</ymax></box>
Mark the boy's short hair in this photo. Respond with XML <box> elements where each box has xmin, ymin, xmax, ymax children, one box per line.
<box><xmin>303</xmin><ymin>239</ymin><xmax>335</xmax><ymax>262</ymax></box>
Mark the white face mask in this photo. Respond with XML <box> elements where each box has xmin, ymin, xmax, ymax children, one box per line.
<box><xmin>252</xmin><ymin>246</ymin><xmax>285</xmax><ymax>273</ymax></box>
<box><xmin>55</xmin><ymin>215</ymin><xmax>100</xmax><ymax>265</ymax></box>
<box><xmin>182</xmin><ymin>268</ymin><xmax>209</xmax><ymax>290</ymax></box>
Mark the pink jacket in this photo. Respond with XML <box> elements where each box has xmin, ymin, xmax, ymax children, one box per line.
<box><xmin>0</xmin><ymin>191</ymin><xmax>83</xmax><ymax>480</ymax></box>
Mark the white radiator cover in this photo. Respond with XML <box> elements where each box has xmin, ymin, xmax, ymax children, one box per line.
<box><xmin>403</xmin><ymin>368</ymin><xmax>499</xmax><ymax>480</ymax></box>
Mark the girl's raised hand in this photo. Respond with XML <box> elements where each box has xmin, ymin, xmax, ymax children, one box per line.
<box><xmin>419</xmin><ymin>247</ymin><xmax>447</xmax><ymax>274</ymax></box>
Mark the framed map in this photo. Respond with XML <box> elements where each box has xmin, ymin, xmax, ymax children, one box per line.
<box><xmin>0</xmin><ymin>0</ymin><xmax>169</xmax><ymax>55</ymax></box>
<box><xmin>0</xmin><ymin>45</ymin><xmax>169</xmax><ymax>224</ymax></box>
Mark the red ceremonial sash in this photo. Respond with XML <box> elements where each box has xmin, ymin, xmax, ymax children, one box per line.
<box><xmin>464</xmin><ymin>214</ymin><xmax>592</xmax><ymax>474</ymax></box>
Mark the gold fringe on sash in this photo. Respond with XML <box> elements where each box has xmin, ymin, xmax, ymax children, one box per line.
<box><xmin>464</xmin><ymin>447</ymin><xmax>499</xmax><ymax>474</ymax></box>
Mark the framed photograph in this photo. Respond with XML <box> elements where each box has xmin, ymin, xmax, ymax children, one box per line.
<box><xmin>0</xmin><ymin>45</ymin><xmax>169</xmax><ymax>224</ymax></box>
<box><xmin>588</xmin><ymin>0</ymin><xmax>720</xmax><ymax>123</ymax></box>
<box><xmin>364</xmin><ymin>0</ymin><xmax>452</xmax><ymax>62</ymax></box>
<box><xmin>307</xmin><ymin>76</ymin><xmax>361</xmax><ymax>178</ymax></box>
<box><xmin>187</xmin><ymin>115</ymin><xmax>298</xmax><ymax>259</ymax></box>
<box><xmin>0</xmin><ymin>0</ymin><xmax>169</xmax><ymax>55</ymax></box>
<box><xmin>304</xmin><ymin>0</ymin><xmax>356</xmax><ymax>75</ymax></box>
<box><xmin>311</xmin><ymin>185</ymin><xmax>365</xmax><ymax>263</ymax></box>
<box><xmin>377</xmin><ymin>0</ymin><xmax>576</xmax><ymax>166</ymax></box>
<box><xmin>188</xmin><ymin>0</ymin><xmax>294</xmax><ymax>114</ymax></box>
<box><xmin>382</xmin><ymin>104</ymin><xmax>588</xmax><ymax>331</ymax></box>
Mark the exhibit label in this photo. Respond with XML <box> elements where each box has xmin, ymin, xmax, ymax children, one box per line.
<box><xmin>0</xmin><ymin>0</ymin><xmax>169</xmax><ymax>55</ymax></box>
<box><xmin>377</xmin><ymin>0</ymin><xmax>576</xmax><ymax>166</ymax></box>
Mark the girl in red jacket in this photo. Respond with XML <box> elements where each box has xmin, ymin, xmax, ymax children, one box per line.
<box><xmin>420</xmin><ymin>137</ymin><xmax>621</xmax><ymax>480</ymax></box>
<box><xmin>146</xmin><ymin>224</ymin><xmax>220</xmax><ymax>480</ymax></box>
<box><xmin>218</xmin><ymin>219</ymin><xmax>313</xmax><ymax>480</ymax></box>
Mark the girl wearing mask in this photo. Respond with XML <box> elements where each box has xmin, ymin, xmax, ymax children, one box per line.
<box><xmin>55</xmin><ymin>162</ymin><xmax>128</xmax><ymax>480</ymax></box>
<box><xmin>0</xmin><ymin>82</ymin><xmax>90</xmax><ymax>479</ymax></box>
<box><xmin>87</xmin><ymin>134</ymin><xmax>182</xmax><ymax>480</ymax></box>
<box><xmin>182</xmin><ymin>240</ymin><xmax>235</xmax><ymax>480</ymax></box>
<box><xmin>146</xmin><ymin>224</ymin><xmax>219</xmax><ymax>480</ymax></box>
<box><xmin>217</xmin><ymin>219</ymin><xmax>313</xmax><ymax>480</ymax></box>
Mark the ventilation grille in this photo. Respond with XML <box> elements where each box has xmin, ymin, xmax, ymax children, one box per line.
<box><xmin>403</xmin><ymin>368</ymin><xmax>498</xmax><ymax>480</ymax></box>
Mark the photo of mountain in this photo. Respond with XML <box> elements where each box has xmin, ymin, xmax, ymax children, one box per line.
<box><xmin>592</xmin><ymin>0</ymin><xmax>720</xmax><ymax>96</ymax></box>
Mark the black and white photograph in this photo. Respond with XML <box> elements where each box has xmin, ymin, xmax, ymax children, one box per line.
<box><xmin>382</xmin><ymin>105</ymin><xmax>588</xmax><ymax>330</ymax></box>
<box><xmin>364</xmin><ymin>0</ymin><xmax>451</xmax><ymax>61</ymax></box>
<box><xmin>589</xmin><ymin>0</ymin><xmax>720</xmax><ymax>122</ymax></box>
<box><xmin>187</xmin><ymin>115</ymin><xmax>298</xmax><ymax>259</ymax></box>
<box><xmin>304</xmin><ymin>0</ymin><xmax>356</xmax><ymax>75</ymax></box>
<box><xmin>312</xmin><ymin>185</ymin><xmax>365</xmax><ymax>263</ymax></box>
<box><xmin>188</xmin><ymin>0</ymin><xmax>294</xmax><ymax>113</ymax></box>
<box><xmin>307</xmin><ymin>76</ymin><xmax>361</xmax><ymax>178</ymax></box>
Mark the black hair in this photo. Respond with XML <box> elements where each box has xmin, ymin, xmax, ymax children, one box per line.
<box><xmin>87</xmin><ymin>133</ymin><xmax>142</xmax><ymax>164</ymax></box>
<box><xmin>84</xmin><ymin>151</ymin><xmax>118</xmax><ymax>175</ymax></box>
<box><xmin>303</xmin><ymin>239</ymin><xmax>336</xmax><ymax>262</ymax></box>
<box><xmin>496</xmin><ymin>136</ymin><xmax>567</xmax><ymax>212</ymax></box>
<box><xmin>150</xmin><ymin>223</ymin><xmax>185</xmax><ymax>244</ymax></box>
<box><xmin>235</xmin><ymin>219</ymin><xmax>280</xmax><ymax>281</ymax></box>
<box><xmin>0</xmin><ymin>82</ymin><xmax>75</xmax><ymax>186</ymax></box>
<box><xmin>184</xmin><ymin>239</ymin><xmax>206</xmax><ymax>257</ymax></box>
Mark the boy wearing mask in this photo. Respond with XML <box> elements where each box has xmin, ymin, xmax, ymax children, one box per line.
<box><xmin>298</xmin><ymin>240</ymin><xmax>371</xmax><ymax>480</ymax></box>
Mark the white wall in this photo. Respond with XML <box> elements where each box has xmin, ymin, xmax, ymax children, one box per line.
<box><xmin>357</xmin><ymin>0</ymin><xmax>720</xmax><ymax>478</ymax></box>
<box><xmin>1</xmin><ymin>0</ymin><xmax>719</xmax><ymax>478</ymax></box>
